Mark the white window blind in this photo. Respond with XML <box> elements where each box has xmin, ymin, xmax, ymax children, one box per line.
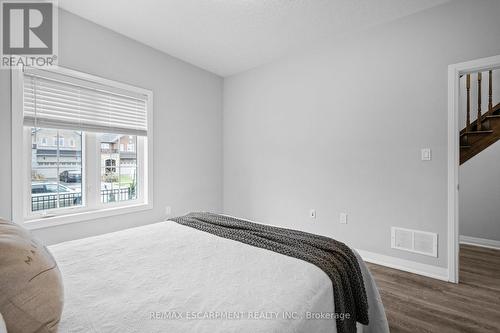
<box><xmin>23</xmin><ymin>67</ymin><xmax>148</xmax><ymax>136</ymax></box>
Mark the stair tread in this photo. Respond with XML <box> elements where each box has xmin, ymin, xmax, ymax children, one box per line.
<box><xmin>460</xmin><ymin>130</ymin><xmax>493</xmax><ymax>137</ymax></box>
<box><xmin>460</xmin><ymin>102</ymin><xmax>500</xmax><ymax>164</ymax></box>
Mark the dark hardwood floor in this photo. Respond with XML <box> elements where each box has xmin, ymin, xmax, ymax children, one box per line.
<box><xmin>367</xmin><ymin>244</ymin><xmax>500</xmax><ymax>333</ymax></box>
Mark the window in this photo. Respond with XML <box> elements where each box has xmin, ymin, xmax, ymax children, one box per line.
<box><xmin>99</xmin><ymin>134</ymin><xmax>137</xmax><ymax>203</ymax></box>
<box><xmin>104</xmin><ymin>158</ymin><xmax>117</xmax><ymax>173</ymax></box>
<box><xmin>12</xmin><ymin>66</ymin><xmax>153</xmax><ymax>226</ymax></box>
<box><xmin>52</xmin><ymin>136</ymin><xmax>64</xmax><ymax>147</ymax></box>
<box><xmin>31</xmin><ymin>128</ymin><xmax>82</xmax><ymax>212</ymax></box>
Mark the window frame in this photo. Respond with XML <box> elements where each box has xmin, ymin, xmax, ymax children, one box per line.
<box><xmin>25</xmin><ymin>128</ymin><xmax>87</xmax><ymax>217</ymax></box>
<box><xmin>12</xmin><ymin>65</ymin><xmax>154</xmax><ymax>229</ymax></box>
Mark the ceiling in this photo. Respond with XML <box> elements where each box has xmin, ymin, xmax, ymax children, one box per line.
<box><xmin>59</xmin><ymin>0</ymin><xmax>450</xmax><ymax>77</ymax></box>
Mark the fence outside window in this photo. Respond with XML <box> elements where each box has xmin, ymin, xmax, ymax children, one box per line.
<box><xmin>31</xmin><ymin>188</ymin><xmax>134</xmax><ymax>211</ymax></box>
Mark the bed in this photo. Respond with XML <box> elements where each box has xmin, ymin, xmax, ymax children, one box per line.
<box><xmin>49</xmin><ymin>216</ymin><xmax>389</xmax><ymax>333</ymax></box>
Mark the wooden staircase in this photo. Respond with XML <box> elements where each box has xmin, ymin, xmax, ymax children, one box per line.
<box><xmin>460</xmin><ymin>70</ymin><xmax>500</xmax><ymax>164</ymax></box>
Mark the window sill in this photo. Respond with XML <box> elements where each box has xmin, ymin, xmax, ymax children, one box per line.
<box><xmin>23</xmin><ymin>203</ymin><xmax>153</xmax><ymax>230</ymax></box>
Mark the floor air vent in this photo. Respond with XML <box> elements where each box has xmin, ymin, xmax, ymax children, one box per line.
<box><xmin>391</xmin><ymin>227</ymin><xmax>437</xmax><ymax>257</ymax></box>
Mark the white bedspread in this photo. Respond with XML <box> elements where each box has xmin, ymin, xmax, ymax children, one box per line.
<box><xmin>49</xmin><ymin>221</ymin><xmax>388</xmax><ymax>333</ymax></box>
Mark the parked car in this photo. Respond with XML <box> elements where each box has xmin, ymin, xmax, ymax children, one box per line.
<box><xmin>31</xmin><ymin>182</ymin><xmax>82</xmax><ymax>211</ymax></box>
<box><xmin>59</xmin><ymin>170</ymin><xmax>82</xmax><ymax>183</ymax></box>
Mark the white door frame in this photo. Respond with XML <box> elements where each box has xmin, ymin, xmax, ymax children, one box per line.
<box><xmin>447</xmin><ymin>54</ymin><xmax>500</xmax><ymax>283</ymax></box>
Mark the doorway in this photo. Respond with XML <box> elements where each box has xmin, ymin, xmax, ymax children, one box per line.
<box><xmin>447</xmin><ymin>55</ymin><xmax>500</xmax><ymax>283</ymax></box>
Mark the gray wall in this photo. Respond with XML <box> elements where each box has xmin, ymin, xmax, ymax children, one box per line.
<box><xmin>223</xmin><ymin>0</ymin><xmax>500</xmax><ymax>268</ymax></box>
<box><xmin>0</xmin><ymin>9</ymin><xmax>223</xmax><ymax>244</ymax></box>
<box><xmin>460</xmin><ymin>141</ymin><xmax>500</xmax><ymax>242</ymax></box>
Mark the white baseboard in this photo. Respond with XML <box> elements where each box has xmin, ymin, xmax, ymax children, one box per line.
<box><xmin>356</xmin><ymin>249</ymin><xmax>449</xmax><ymax>282</ymax></box>
<box><xmin>460</xmin><ymin>235</ymin><xmax>500</xmax><ymax>250</ymax></box>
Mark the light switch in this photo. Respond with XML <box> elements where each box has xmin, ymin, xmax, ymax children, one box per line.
<box><xmin>309</xmin><ymin>209</ymin><xmax>316</xmax><ymax>219</ymax></box>
<box><xmin>421</xmin><ymin>148</ymin><xmax>432</xmax><ymax>161</ymax></box>
<box><xmin>340</xmin><ymin>213</ymin><xmax>348</xmax><ymax>224</ymax></box>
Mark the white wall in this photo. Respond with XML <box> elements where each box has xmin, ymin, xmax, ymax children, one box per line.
<box><xmin>0</xmin><ymin>9</ymin><xmax>223</xmax><ymax>244</ymax></box>
<box><xmin>460</xmin><ymin>141</ymin><xmax>500</xmax><ymax>242</ymax></box>
<box><xmin>223</xmin><ymin>0</ymin><xmax>500</xmax><ymax>269</ymax></box>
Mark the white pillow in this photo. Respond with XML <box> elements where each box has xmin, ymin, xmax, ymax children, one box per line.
<box><xmin>0</xmin><ymin>219</ymin><xmax>63</xmax><ymax>333</ymax></box>
<box><xmin>0</xmin><ymin>312</ymin><xmax>7</xmax><ymax>333</ymax></box>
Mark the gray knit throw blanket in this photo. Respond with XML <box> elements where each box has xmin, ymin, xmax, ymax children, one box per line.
<box><xmin>171</xmin><ymin>212</ymin><xmax>369</xmax><ymax>333</ymax></box>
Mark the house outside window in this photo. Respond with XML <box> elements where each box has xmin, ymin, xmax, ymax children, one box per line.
<box><xmin>53</xmin><ymin>136</ymin><xmax>64</xmax><ymax>146</ymax></box>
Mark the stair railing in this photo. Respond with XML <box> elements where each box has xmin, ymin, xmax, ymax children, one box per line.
<box><xmin>462</xmin><ymin>69</ymin><xmax>498</xmax><ymax>133</ymax></box>
<box><xmin>466</xmin><ymin>74</ymin><xmax>471</xmax><ymax>132</ymax></box>
<box><xmin>466</xmin><ymin>69</ymin><xmax>495</xmax><ymax>132</ymax></box>
<box><xmin>460</xmin><ymin>68</ymin><xmax>499</xmax><ymax>164</ymax></box>
<box><xmin>489</xmin><ymin>70</ymin><xmax>493</xmax><ymax>112</ymax></box>
<box><xmin>477</xmin><ymin>72</ymin><xmax>482</xmax><ymax>130</ymax></box>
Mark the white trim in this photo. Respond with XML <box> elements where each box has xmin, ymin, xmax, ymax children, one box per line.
<box><xmin>12</xmin><ymin>67</ymin><xmax>24</xmax><ymax>223</ymax></box>
<box><xmin>447</xmin><ymin>64</ymin><xmax>460</xmax><ymax>283</ymax></box>
<box><xmin>356</xmin><ymin>249</ymin><xmax>449</xmax><ymax>282</ymax></box>
<box><xmin>23</xmin><ymin>203</ymin><xmax>152</xmax><ymax>230</ymax></box>
<box><xmin>447</xmin><ymin>54</ymin><xmax>500</xmax><ymax>284</ymax></box>
<box><xmin>460</xmin><ymin>235</ymin><xmax>500</xmax><ymax>250</ymax></box>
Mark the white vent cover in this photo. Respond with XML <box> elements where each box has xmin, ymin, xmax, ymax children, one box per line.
<box><xmin>391</xmin><ymin>227</ymin><xmax>437</xmax><ymax>257</ymax></box>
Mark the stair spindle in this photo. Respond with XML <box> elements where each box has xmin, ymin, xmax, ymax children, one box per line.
<box><xmin>466</xmin><ymin>74</ymin><xmax>471</xmax><ymax>132</ymax></box>
<box><xmin>477</xmin><ymin>72</ymin><xmax>482</xmax><ymax>131</ymax></box>
<box><xmin>488</xmin><ymin>70</ymin><xmax>493</xmax><ymax>111</ymax></box>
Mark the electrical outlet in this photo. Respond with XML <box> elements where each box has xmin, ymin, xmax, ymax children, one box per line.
<box><xmin>340</xmin><ymin>213</ymin><xmax>348</xmax><ymax>224</ymax></box>
<box><xmin>309</xmin><ymin>209</ymin><xmax>316</xmax><ymax>219</ymax></box>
